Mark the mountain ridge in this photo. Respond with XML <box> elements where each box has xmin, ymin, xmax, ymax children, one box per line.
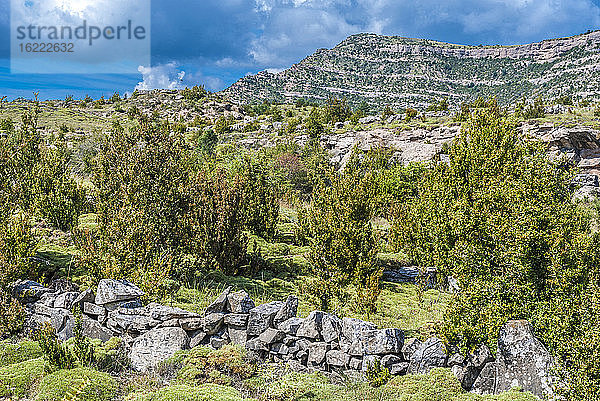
<box><xmin>224</xmin><ymin>30</ymin><xmax>600</xmax><ymax>110</ymax></box>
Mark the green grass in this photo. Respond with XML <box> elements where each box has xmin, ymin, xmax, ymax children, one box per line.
<box><xmin>34</xmin><ymin>367</ymin><xmax>118</xmax><ymax>401</ymax></box>
<box><xmin>0</xmin><ymin>357</ymin><xmax>45</xmax><ymax>398</ymax></box>
<box><xmin>0</xmin><ymin>339</ymin><xmax>43</xmax><ymax>367</ymax></box>
<box><xmin>125</xmin><ymin>384</ymin><xmax>248</xmax><ymax>401</ymax></box>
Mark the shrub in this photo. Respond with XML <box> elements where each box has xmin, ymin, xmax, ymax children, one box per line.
<box><xmin>34</xmin><ymin>367</ymin><xmax>117</xmax><ymax>401</ymax></box>
<box><xmin>238</xmin><ymin>159</ymin><xmax>279</xmax><ymax>239</ymax></box>
<box><xmin>197</xmin><ymin>129</ymin><xmax>218</xmax><ymax>155</ymax></box>
<box><xmin>214</xmin><ymin>116</ymin><xmax>231</xmax><ymax>136</ymax></box>
<box><xmin>0</xmin><ymin>290</ymin><xmax>26</xmax><ymax>338</ymax></box>
<box><xmin>125</xmin><ymin>384</ymin><xmax>245</xmax><ymax>401</ymax></box>
<box><xmin>392</xmin><ymin>106</ymin><xmax>600</xmax><ymax>399</ymax></box>
<box><xmin>170</xmin><ymin>345</ymin><xmax>256</xmax><ymax>386</ymax></box>
<box><xmin>305</xmin><ymin>107</ymin><xmax>324</xmax><ymax>139</ymax></box>
<box><xmin>182</xmin><ymin>86</ymin><xmax>208</xmax><ymax>101</ymax></box>
<box><xmin>324</xmin><ymin>96</ymin><xmax>351</xmax><ymax>124</ymax></box>
<box><xmin>298</xmin><ymin>165</ymin><xmax>381</xmax><ymax>312</ymax></box>
<box><xmin>365</xmin><ymin>359</ymin><xmax>391</xmax><ymax>387</ymax></box>
<box><xmin>0</xmin><ymin>357</ymin><xmax>45</xmax><ymax>398</ymax></box>
<box><xmin>35</xmin><ymin>322</ymin><xmax>76</xmax><ymax>372</ymax></box>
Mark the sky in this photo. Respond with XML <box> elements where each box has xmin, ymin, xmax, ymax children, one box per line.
<box><xmin>2</xmin><ymin>0</ymin><xmax>600</xmax><ymax>100</ymax></box>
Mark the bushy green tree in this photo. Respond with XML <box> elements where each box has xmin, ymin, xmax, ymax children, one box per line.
<box><xmin>305</xmin><ymin>108</ymin><xmax>324</xmax><ymax>139</ymax></box>
<box><xmin>324</xmin><ymin>96</ymin><xmax>351</xmax><ymax>124</ymax></box>
<box><xmin>298</xmin><ymin>166</ymin><xmax>381</xmax><ymax>312</ymax></box>
<box><xmin>391</xmin><ymin>106</ymin><xmax>600</xmax><ymax>399</ymax></box>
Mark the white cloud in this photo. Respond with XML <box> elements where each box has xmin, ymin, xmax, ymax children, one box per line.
<box><xmin>135</xmin><ymin>63</ymin><xmax>186</xmax><ymax>91</ymax></box>
<box><xmin>134</xmin><ymin>63</ymin><xmax>225</xmax><ymax>92</ymax></box>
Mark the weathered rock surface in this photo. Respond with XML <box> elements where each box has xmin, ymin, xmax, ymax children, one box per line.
<box><xmin>129</xmin><ymin>327</ymin><xmax>189</xmax><ymax>371</ymax></box>
<box><xmin>408</xmin><ymin>337</ymin><xmax>448</xmax><ymax>374</ymax></box>
<box><xmin>95</xmin><ymin>279</ymin><xmax>144</xmax><ymax>305</ymax></box>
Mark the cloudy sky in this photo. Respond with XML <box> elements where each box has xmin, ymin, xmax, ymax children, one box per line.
<box><xmin>2</xmin><ymin>0</ymin><xmax>600</xmax><ymax>100</ymax></box>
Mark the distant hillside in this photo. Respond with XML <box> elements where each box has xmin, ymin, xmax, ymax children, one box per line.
<box><xmin>224</xmin><ymin>31</ymin><xmax>600</xmax><ymax>110</ymax></box>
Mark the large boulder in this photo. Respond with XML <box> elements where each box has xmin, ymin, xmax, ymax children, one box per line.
<box><xmin>349</xmin><ymin>328</ymin><xmax>404</xmax><ymax>356</ymax></box>
<box><xmin>408</xmin><ymin>337</ymin><xmax>448</xmax><ymax>374</ymax></box>
<box><xmin>129</xmin><ymin>327</ymin><xmax>189</xmax><ymax>371</ymax></box>
<box><xmin>95</xmin><ymin>279</ymin><xmax>144</xmax><ymax>305</ymax></box>
<box><xmin>471</xmin><ymin>320</ymin><xmax>555</xmax><ymax>399</ymax></box>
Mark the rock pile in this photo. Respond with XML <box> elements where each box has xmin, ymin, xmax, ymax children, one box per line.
<box><xmin>12</xmin><ymin>279</ymin><xmax>555</xmax><ymax>399</ymax></box>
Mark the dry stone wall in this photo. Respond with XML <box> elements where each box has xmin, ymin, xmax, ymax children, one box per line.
<box><xmin>12</xmin><ymin>278</ymin><xmax>554</xmax><ymax>399</ymax></box>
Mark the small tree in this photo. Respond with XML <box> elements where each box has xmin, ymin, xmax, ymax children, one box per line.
<box><xmin>305</xmin><ymin>107</ymin><xmax>324</xmax><ymax>139</ymax></box>
<box><xmin>324</xmin><ymin>96</ymin><xmax>351</xmax><ymax>124</ymax></box>
<box><xmin>298</xmin><ymin>162</ymin><xmax>381</xmax><ymax>312</ymax></box>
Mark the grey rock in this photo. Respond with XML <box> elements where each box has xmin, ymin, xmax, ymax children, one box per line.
<box><xmin>277</xmin><ymin>317</ymin><xmax>304</xmax><ymax>335</ymax></box>
<box><xmin>189</xmin><ymin>330</ymin><xmax>207</xmax><ymax>348</ymax></box>
<box><xmin>72</xmin><ymin>289</ymin><xmax>95</xmax><ymax>306</ymax></box>
<box><xmin>203</xmin><ymin>313</ymin><xmax>225</xmax><ymax>335</ymax></box>
<box><xmin>228</xmin><ymin>327</ymin><xmax>248</xmax><ymax>346</ymax></box>
<box><xmin>205</xmin><ymin>287</ymin><xmax>231</xmax><ymax>315</ymax></box>
<box><xmin>381</xmin><ymin>354</ymin><xmax>403</xmax><ymax>369</ymax></box>
<box><xmin>247</xmin><ymin>301</ymin><xmax>284</xmax><ymax>336</ymax></box>
<box><xmin>349</xmin><ymin>328</ymin><xmax>404</xmax><ymax>356</ymax></box>
<box><xmin>224</xmin><ymin>313</ymin><xmax>249</xmax><ymax>327</ymax></box>
<box><xmin>326</xmin><ymin>350</ymin><xmax>350</xmax><ymax>367</ymax></box>
<box><xmin>104</xmin><ymin>299</ymin><xmax>143</xmax><ymax>311</ymax></box>
<box><xmin>38</xmin><ymin>292</ymin><xmax>59</xmax><ymax>308</ymax></box>
<box><xmin>129</xmin><ymin>327</ymin><xmax>189</xmax><ymax>371</ymax></box>
<box><xmin>296</xmin><ymin>311</ymin><xmax>324</xmax><ymax>339</ymax></box>
<box><xmin>57</xmin><ymin>314</ymin><xmax>75</xmax><ymax>341</ymax></box>
<box><xmin>296</xmin><ymin>350</ymin><xmax>309</xmax><ymax>364</ymax></box>
<box><xmin>452</xmin><ymin>364</ymin><xmax>481</xmax><ymax>391</ymax></box>
<box><xmin>321</xmin><ymin>314</ymin><xmax>342</xmax><ymax>343</ymax></box>
<box><xmin>83</xmin><ymin>302</ymin><xmax>105</xmax><ymax>316</ymax></box>
<box><xmin>107</xmin><ymin>309</ymin><xmax>160</xmax><ymax>332</ymax></box>
<box><xmin>349</xmin><ymin>357</ymin><xmax>362</xmax><ymax>371</ymax></box>
<box><xmin>273</xmin><ymin>295</ymin><xmax>298</xmax><ymax>325</ymax></box>
<box><xmin>271</xmin><ymin>342</ymin><xmax>289</xmax><ymax>355</ymax></box>
<box><xmin>227</xmin><ymin>290</ymin><xmax>255</xmax><ymax>314</ymax></box>
<box><xmin>296</xmin><ymin>338</ymin><xmax>311</xmax><ymax>351</ymax></box>
<box><xmin>210</xmin><ymin>336</ymin><xmax>229</xmax><ymax>350</ymax></box>
<box><xmin>308</xmin><ymin>342</ymin><xmax>330</xmax><ymax>365</ymax></box>
<box><xmin>179</xmin><ymin>317</ymin><xmax>204</xmax><ymax>331</ymax></box>
<box><xmin>81</xmin><ymin>316</ymin><xmax>113</xmax><ymax>342</ymax></box>
<box><xmin>341</xmin><ymin>317</ymin><xmax>377</xmax><ymax>345</ymax></box>
<box><xmin>390</xmin><ymin>362</ymin><xmax>409</xmax><ymax>375</ymax></box>
<box><xmin>402</xmin><ymin>338</ymin><xmax>423</xmax><ymax>360</ymax></box>
<box><xmin>470</xmin><ymin>344</ymin><xmax>494</xmax><ymax>370</ymax></box>
<box><xmin>49</xmin><ymin>279</ymin><xmax>79</xmax><ymax>293</ymax></box>
<box><xmin>471</xmin><ymin>320</ymin><xmax>555</xmax><ymax>399</ymax></box>
<box><xmin>408</xmin><ymin>337</ymin><xmax>448</xmax><ymax>374</ymax></box>
<box><xmin>447</xmin><ymin>353</ymin><xmax>466</xmax><ymax>367</ymax></box>
<box><xmin>95</xmin><ymin>279</ymin><xmax>144</xmax><ymax>305</ymax></box>
<box><xmin>11</xmin><ymin>280</ymin><xmax>52</xmax><ymax>303</ymax></box>
<box><xmin>50</xmin><ymin>308</ymin><xmax>70</xmax><ymax>332</ymax></box>
<box><xmin>258</xmin><ymin>328</ymin><xmax>285</xmax><ymax>345</ymax></box>
<box><xmin>144</xmin><ymin>303</ymin><xmax>197</xmax><ymax>321</ymax></box>
<box><xmin>53</xmin><ymin>292</ymin><xmax>80</xmax><ymax>309</ymax></box>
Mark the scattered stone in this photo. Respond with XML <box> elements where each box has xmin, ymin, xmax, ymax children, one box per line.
<box><xmin>95</xmin><ymin>279</ymin><xmax>144</xmax><ymax>305</ymax></box>
<box><xmin>381</xmin><ymin>354</ymin><xmax>403</xmax><ymax>369</ymax></box>
<box><xmin>83</xmin><ymin>302</ymin><xmax>105</xmax><ymax>316</ymax></box>
<box><xmin>104</xmin><ymin>299</ymin><xmax>143</xmax><ymax>312</ymax></box>
<box><xmin>81</xmin><ymin>316</ymin><xmax>113</xmax><ymax>342</ymax></box>
<box><xmin>203</xmin><ymin>313</ymin><xmax>225</xmax><ymax>335</ymax></box>
<box><xmin>390</xmin><ymin>362</ymin><xmax>409</xmax><ymax>375</ymax></box>
<box><xmin>129</xmin><ymin>327</ymin><xmax>189</xmax><ymax>371</ymax></box>
<box><xmin>11</xmin><ymin>280</ymin><xmax>52</xmax><ymax>303</ymax></box>
<box><xmin>73</xmin><ymin>289</ymin><xmax>95</xmax><ymax>306</ymax></box>
<box><xmin>190</xmin><ymin>330</ymin><xmax>207</xmax><ymax>348</ymax></box>
<box><xmin>402</xmin><ymin>338</ymin><xmax>423</xmax><ymax>360</ymax></box>
<box><xmin>53</xmin><ymin>292</ymin><xmax>79</xmax><ymax>309</ymax></box>
<box><xmin>228</xmin><ymin>327</ymin><xmax>248</xmax><ymax>346</ymax></box>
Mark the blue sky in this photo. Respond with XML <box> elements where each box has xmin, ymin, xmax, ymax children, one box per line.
<box><xmin>2</xmin><ymin>0</ymin><xmax>600</xmax><ymax>100</ymax></box>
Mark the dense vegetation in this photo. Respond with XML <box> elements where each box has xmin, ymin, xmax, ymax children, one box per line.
<box><xmin>2</xmin><ymin>92</ymin><xmax>600</xmax><ymax>400</ymax></box>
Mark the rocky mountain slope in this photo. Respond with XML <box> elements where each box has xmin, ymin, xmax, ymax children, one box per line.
<box><xmin>224</xmin><ymin>31</ymin><xmax>600</xmax><ymax>110</ymax></box>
